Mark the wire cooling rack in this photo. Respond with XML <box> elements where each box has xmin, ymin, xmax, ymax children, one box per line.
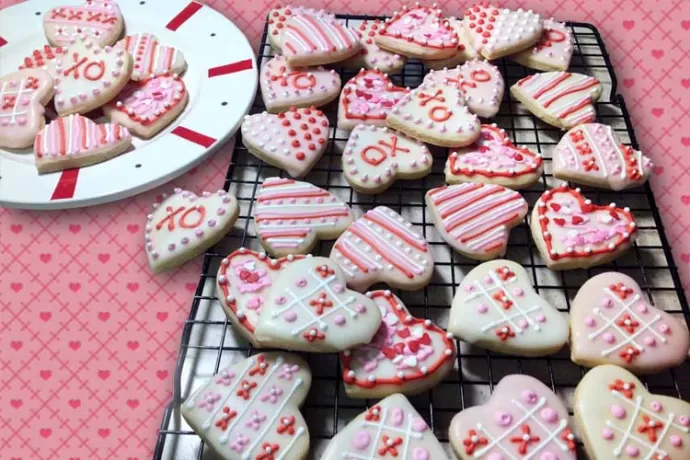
<box><xmin>154</xmin><ymin>14</ymin><xmax>690</xmax><ymax>460</ymax></box>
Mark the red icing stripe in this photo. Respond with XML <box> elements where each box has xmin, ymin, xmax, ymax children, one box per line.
<box><xmin>208</xmin><ymin>59</ymin><xmax>253</xmax><ymax>78</ymax></box>
<box><xmin>171</xmin><ymin>126</ymin><xmax>216</xmax><ymax>148</ymax></box>
<box><xmin>166</xmin><ymin>1</ymin><xmax>203</xmax><ymax>31</ymax></box>
<box><xmin>51</xmin><ymin>169</ymin><xmax>80</xmax><ymax>200</ymax></box>
<box><xmin>0</xmin><ymin>36</ymin><xmax>7</xmax><ymax>47</ymax></box>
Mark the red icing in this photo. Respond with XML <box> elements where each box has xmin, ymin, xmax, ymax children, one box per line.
<box><xmin>342</xmin><ymin>69</ymin><xmax>408</xmax><ymax>121</ymax></box>
<box><xmin>378</xmin><ymin>5</ymin><xmax>457</xmax><ymax>50</ymax></box>
<box><xmin>235</xmin><ymin>380</ymin><xmax>257</xmax><ymax>399</ymax></box>
<box><xmin>463</xmin><ymin>429</ymin><xmax>488</xmax><ymax>454</ymax></box>
<box><xmin>19</xmin><ymin>45</ymin><xmax>66</xmax><ymax>70</ymax></box>
<box><xmin>510</xmin><ymin>424</ymin><xmax>540</xmax><ymax>454</ymax></box>
<box><xmin>608</xmin><ymin>379</ymin><xmax>636</xmax><ymax>399</ymax></box>
<box><xmin>637</xmin><ymin>415</ymin><xmax>664</xmax><ymax>442</ymax></box>
<box><xmin>179</xmin><ymin>206</ymin><xmax>206</xmax><ymax>229</ymax></box>
<box><xmin>111</xmin><ymin>74</ymin><xmax>187</xmax><ymax>126</ymax></box>
<box><xmin>361</xmin><ymin>135</ymin><xmax>410</xmax><ymax>166</ymax></box>
<box><xmin>378</xmin><ymin>435</ymin><xmax>402</xmax><ymax>455</ymax></box>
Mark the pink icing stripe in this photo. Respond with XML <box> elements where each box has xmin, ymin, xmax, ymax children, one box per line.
<box><xmin>352</xmin><ymin>221</ymin><xmax>423</xmax><ymax>274</ymax></box>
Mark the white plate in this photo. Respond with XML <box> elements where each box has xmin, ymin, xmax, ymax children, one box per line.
<box><xmin>0</xmin><ymin>0</ymin><xmax>257</xmax><ymax>209</ymax></box>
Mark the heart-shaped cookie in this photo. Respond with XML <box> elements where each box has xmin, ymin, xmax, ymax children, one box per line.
<box><xmin>18</xmin><ymin>45</ymin><xmax>67</xmax><ymax>80</ymax></box>
<box><xmin>254</xmin><ymin>257</ymin><xmax>382</xmax><ymax>352</ymax></box>
<box><xmin>337</xmin><ymin>69</ymin><xmax>408</xmax><ymax>131</ymax></box>
<box><xmin>342</xmin><ymin>290</ymin><xmax>456</xmax><ymax>398</ymax></box>
<box><xmin>445</xmin><ymin>124</ymin><xmax>543</xmax><ymax>189</ymax></box>
<box><xmin>375</xmin><ymin>5</ymin><xmax>458</xmax><ymax>60</ymax></box>
<box><xmin>449</xmin><ymin>260</ymin><xmax>569</xmax><ymax>356</ymax></box>
<box><xmin>511</xmin><ymin>72</ymin><xmax>603</xmax><ymax>130</ymax></box>
<box><xmin>43</xmin><ymin>0</ymin><xmax>124</xmax><ymax>47</ymax></box>
<box><xmin>145</xmin><ymin>188</ymin><xmax>239</xmax><ymax>273</ymax></box>
<box><xmin>426</xmin><ymin>183</ymin><xmax>528</xmax><ymax>260</ymax></box>
<box><xmin>340</xmin><ymin>20</ymin><xmax>407</xmax><ymax>74</ymax></box>
<box><xmin>463</xmin><ymin>3</ymin><xmax>544</xmax><ymax>60</ymax></box>
<box><xmin>281</xmin><ymin>14</ymin><xmax>361</xmax><ymax>66</ymax></box>
<box><xmin>510</xmin><ymin>19</ymin><xmax>574</xmax><ymax>72</ymax></box>
<box><xmin>530</xmin><ymin>184</ymin><xmax>638</xmax><ymax>270</ymax></box>
<box><xmin>321</xmin><ymin>393</ymin><xmax>449</xmax><ymax>460</ymax></box>
<box><xmin>266</xmin><ymin>5</ymin><xmax>334</xmax><ymax>50</ymax></box>
<box><xmin>570</xmin><ymin>272</ymin><xmax>689</xmax><ymax>373</ymax></box>
<box><xmin>0</xmin><ymin>69</ymin><xmax>55</xmax><ymax>149</ymax></box>
<box><xmin>343</xmin><ymin>124</ymin><xmax>433</xmax><ymax>194</ymax></box>
<box><xmin>330</xmin><ymin>206</ymin><xmax>434</xmax><ymax>292</ymax></box>
<box><xmin>553</xmin><ymin>123</ymin><xmax>653</xmax><ymax>191</ymax></box>
<box><xmin>422</xmin><ymin>17</ymin><xmax>478</xmax><ymax>70</ymax></box>
<box><xmin>241</xmin><ymin>106</ymin><xmax>329</xmax><ymax>178</ymax></box>
<box><xmin>181</xmin><ymin>352</ymin><xmax>311</xmax><ymax>460</ymax></box>
<box><xmin>259</xmin><ymin>55</ymin><xmax>341</xmax><ymax>113</ymax></box>
<box><xmin>34</xmin><ymin>114</ymin><xmax>132</xmax><ymax>173</ymax></box>
<box><xmin>423</xmin><ymin>59</ymin><xmax>504</xmax><ymax>118</ymax></box>
<box><xmin>254</xmin><ymin>177</ymin><xmax>354</xmax><ymax>256</ymax></box>
<box><xmin>216</xmin><ymin>248</ymin><xmax>308</xmax><ymax>346</ymax></box>
<box><xmin>450</xmin><ymin>374</ymin><xmax>577</xmax><ymax>460</ymax></box>
<box><xmin>574</xmin><ymin>365</ymin><xmax>690</xmax><ymax>460</ymax></box>
<box><xmin>115</xmin><ymin>33</ymin><xmax>187</xmax><ymax>80</ymax></box>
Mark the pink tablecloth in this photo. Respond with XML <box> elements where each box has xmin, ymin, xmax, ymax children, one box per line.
<box><xmin>1</xmin><ymin>0</ymin><xmax>689</xmax><ymax>458</ymax></box>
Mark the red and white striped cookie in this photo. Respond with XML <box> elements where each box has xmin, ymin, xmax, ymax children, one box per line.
<box><xmin>254</xmin><ymin>178</ymin><xmax>354</xmax><ymax>257</ymax></box>
<box><xmin>115</xmin><ymin>33</ymin><xmax>187</xmax><ymax>80</ymax></box>
<box><xmin>18</xmin><ymin>45</ymin><xmax>67</xmax><ymax>80</ymax></box>
<box><xmin>43</xmin><ymin>0</ymin><xmax>124</xmax><ymax>47</ymax></box>
<box><xmin>510</xmin><ymin>19</ymin><xmax>574</xmax><ymax>72</ymax></box>
<box><xmin>340</xmin><ymin>20</ymin><xmax>407</xmax><ymax>74</ymax></box>
<box><xmin>266</xmin><ymin>5</ymin><xmax>334</xmax><ymax>50</ymax></box>
<box><xmin>422</xmin><ymin>17</ymin><xmax>478</xmax><ymax>70</ymax></box>
<box><xmin>426</xmin><ymin>183</ymin><xmax>528</xmax><ymax>260</ymax></box>
<box><xmin>280</xmin><ymin>14</ymin><xmax>361</xmax><ymax>66</ymax></box>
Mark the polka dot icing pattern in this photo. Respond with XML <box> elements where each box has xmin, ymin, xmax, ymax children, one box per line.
<box><xmin>181</xmin><ymin>352</ymin><xmax>312</xmax><ymax>460</ymax></box>
<box><xmin>266</xmin><ymin>5</ymin><xmax>335</xmax><ymax>50</ymax></box>
<box><xmin>115</xmin><ymin>33</ymin><xmax>187</xmax><ymax>81</ymax></box>
<box><xmin>18</xmin><ymin>45</ymin><xmax>67</xmax><ymax>80</ymax></box>
<box><xmin>341</xmin><ymin>20</ymin><xmax>407</xmax><ymax>74</ymax></box>
<box><xmin>450</xmin><ymin>374</ymin><xmax>576</xmax><ymax>460</ymax></box>
<box><xmin>321</xmin><ymin>393</ymin><xmax>449</xmax><ymax>460</ymax></box>
<box><xmin>570</xmin><ymin>272</ymin><xmax>689</xmax><ymax>374</ymax></box>
<box><xmin>510</xmin><ymin>19</ymin><xmax>574</xmax><ymax>72</ymax></box>
<box><xmin>43</xmin><ymin>0</ymin><xmax>123</xmax><ymax>47</ymax></box>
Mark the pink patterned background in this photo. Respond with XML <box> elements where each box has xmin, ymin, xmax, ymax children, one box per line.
<box><xmin>1</xmin><ymin>0</ymin><xmax>689</xmax><ymax>458</ymax></box>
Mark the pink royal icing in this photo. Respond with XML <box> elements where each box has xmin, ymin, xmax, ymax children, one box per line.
<box><xmin>281</xmin><ymin>15</ymin><xmax>360</xmax><ymax>57</ymax></box>
<box><xmin>115</xmin><ymin>33</ymin><xmax>185</xmax><ymax>80</ymax></box>
<box><xmin>34</xmin><ymin>113</ymin><xmax>130</xmax><ymax>158</ymax></box>
<box><xmin>378</xmin><ymin>5</ymin><xmax>458</xmax><ymax>51</ymax></box>
<box><xmin>111</xmin><ymin>74</ymin><xmax>186</xmax><ymax>126</ymax></box>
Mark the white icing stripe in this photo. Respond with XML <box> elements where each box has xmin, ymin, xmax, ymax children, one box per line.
<box><xmin>293</xmin><ymin>16</ymin><xmax>329</xmax><ymax>51</ymax></box>
<box><xmin>450</xmin><ymin>200</ymin><xmax>526</xmax><ymax>240</ymax></box>
<box><xmin>183</xmin><ymin>357</ymin><xmax>253</xmax><ymax>410</ymax></box>
<box><xmin>201</xmin><ymin>358</ymin><xmax>255</xmax><ymax>429</ymax></box>
<box><xmin>370</xmin><ymin>207</ymin><xmax>425</xmax><ymax>243</ymax></box>
<box><xmin>341</xmin><ymin>237</ymin><xmax>382</xmax><ymax>270</ymax></box>
<box><xmin>276</xmin><ymin>425</ymin><xmax>306</xmax><ymax>460</ymax></box>
<box><xmin>283</xmin><ymin>29</ymin><xmax>310</xmax><ymax>53</ymax></box>
<box><xmin>353</xmin><ymin>221</ymin><xmax>423</xmax><ymax>274</ymax></box>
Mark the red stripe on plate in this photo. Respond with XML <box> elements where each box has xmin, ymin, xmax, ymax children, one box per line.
<box><xmin>208</xmin><ymin>59</ymin><xmax>253</xmax><ymax>78</ymax></box>
<box><xmin>0</xmin><ymin>37</ymin><xmax>7</xmax><ymax>47</ymax></box>
<box><xmin>166</xmin><ymin>1</ymin><xmax>203</xmax><ymax>31</ymax></box>
<box><xmin>51</xmin><ymin>169</ymin><xmax>80</xmax><ymax>200</ymax></box>
<box><xmin>172</xmin><ymin>126</ymin><xmax>216</xmax><ymax>148</ymax></box>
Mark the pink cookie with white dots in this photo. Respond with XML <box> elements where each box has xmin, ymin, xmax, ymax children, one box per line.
<box><xmin>144</xmin><ymin>188</ymin><xmax>239</xmax><ymax>273</ymax></box>
<box><xmin>510</xmin><ymin>19</ymin><xmax>574</xmax><ymax>72</ymax></box>
<box><xmin>570</xmin><ymin>272</ymin><xmax>689</xmax><ymax>374</ymax></box>
<box><xmin>341</xmin><ymin>20</ymin><xmax>407</xmax><ymax>74</ymax></box>
<box><xmin>422</xmin><ymin>17</ymin><xmax>478</xmax><ymax>70</ymax></box>
<box><xmin>450</xmin><ymin>374</ymin><xmax>577</xmax><ymax>460</ymax></box>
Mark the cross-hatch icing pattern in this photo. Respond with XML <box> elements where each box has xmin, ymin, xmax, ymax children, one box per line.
<box><xmin>0</xmin><ymin>79</ymin><xmax>34</xmax><ymax>124</ymax></box>
<box><xmin>343</xmin><ymin>407</ymin><xmax>425</xmax><ymax>460</ymax></box>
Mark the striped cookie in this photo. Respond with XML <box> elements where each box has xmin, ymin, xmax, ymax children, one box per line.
<box><xmin>281</xmin><ymin>15</ymin><xmax>361</xmax><ymax>66</ymax></box>
<box><xmin>115</xmin><ymin>33</ymin><xmax>186</xmax><ymax>80</ymax></box>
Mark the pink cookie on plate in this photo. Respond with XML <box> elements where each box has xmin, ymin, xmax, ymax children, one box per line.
<box><xmin>43</xmin><ymin>0</ymin><xmax>124</xmax><ymax>47</ymax></box>
<box><xmin>115</xmin><ymin>33</ymin><xmax>187</xmax><ymax>80</ymax></box>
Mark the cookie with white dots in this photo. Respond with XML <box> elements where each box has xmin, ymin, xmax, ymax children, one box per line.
<box><xmin>509</xmin><ymin>19</ymin><xmax>574</xmax><ymax>72</ymax></box>
<box><xmin>266</xmin><ymin>5</ymin><xmax>334</xmax><ymax>51</ymax></box>
<box><xmin>43</xmin><ymin>0</ymin><xmax>124</xmax><ymax>48</ymax></box>
<box><xmin>422</xmin><ymin>17</ymin><xmax>478</xmax><ymax>70</ymax></box>
<box><xmin>340</xmin><ymin>20</ymin><xmax>407</xmax><ymax>74</ymax></box>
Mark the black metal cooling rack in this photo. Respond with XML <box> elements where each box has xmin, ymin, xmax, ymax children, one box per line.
<box><xmin>153</xmin><ymin>14</ymin><xmax>690</xmax><ymax>460</ymax></box>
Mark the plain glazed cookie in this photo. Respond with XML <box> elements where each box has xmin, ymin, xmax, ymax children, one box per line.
<box><xmin>343</xmin><ymin>124</ymin><xmax>433</xmax><ymax>194</ymax></box>
<box><xmin>330</xmin><ymin>206</ymin><xmax>434</xmax><ymax>292</ymax></box>
<box><xmin>570</xmin><ymin>272</ymin><xmax>689</xmax><ymax>374</ymax></box>
<box><xmin>449</xmin><ymin>374</ymin><xmax>577</xmax><ymax>460</ymax></box>
<box><xmin>426</xmin><ymin>183</ymin><xmax>528</xmax><ymax>260</ymax></box>
<box><xmin>530</xmin><ymin>184</ymin><xmax>637</xmax><ymax>270</ymax></box>
<box><xmin>552</xmin><ymin>123</ymin><xmax>653</xmax><ymax>191</ymax></box>
<box><xmin>144</xmin><ymin>188</ymin><xmax>239</xmax><ymax>273</ymax></box>
<box><xmin>43</xmin><ymin>0</ymin><xmax>124</xmax><ymax>47</ymax></box>
<box><xmin>181</xmin><ymin>352</ymin><xmax>311</xmax><ymax>460</ymax></box>
<box><xmin>321</xmin><ymin>393</ymin><xmax>450</xmax><ymax>460</ymax></box>
<box><xmin>445</xmin><ymin>124</ymin><xmax>543</xmax><ymax>189</ymax></box>
<box><xmin>509</xmin><ymin>19</ymin><xmax>574</xmax><ymax>71</ymax></box>
<box><xmin>422</xmin><ymin>17</ymin><xmax>478</xmax><ymax>70</ymax></box>
<box><xmin>266</xmin><ymin>5</ymin><xmax>334</xmax><ymax>51</ymax></box>
<box><xmin>340</xmin><ymin>20</ymin><xmax>407</xmax><ymax>74</ymax></box>
<box><xmin>449</xmin><ymin>260</ymin><xmax>569</xmax><ymax>356</ymax></box>
<box><xmin>253</xmin><ymin>177</ymin><xmax>354</xmax><ymax>256</ymax></box>
<box><xmin>253</xmin><ymin>257</ymin><xmax>382</xmax><ymax>352</ymax></box>
<box><xmin>341</xmin><ymin>290</ymin><xmax>456</xmax><ymax>398</ymax></box>
<box><xmin>574</xmin><ymin>365</ymin><xmax>690</xmax><ymax>460</ymax></box>
<box><xmin>280</xmin><ymin>15</ymin><xmax>360</xmax><ymax>66</ymax></box>
<box><xmin>115</xmin><ymin>33</ymin><xmax>187</xmax><ymax>80</ymax></box>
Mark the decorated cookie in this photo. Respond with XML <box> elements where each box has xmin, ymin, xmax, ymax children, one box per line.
<box><xmin>241</xmin><ymin>107</ymin><xmax>329</xmax><ymax>178</ymax></box>
<box><xmin>422</xmin><ymin>59</ymin><xmax>504</xmax><ymax>118</ymax></box>
<box><xmin>387</xmin><ymin>80</ymin><xmax>481</xmax><ymax>147</ymax></box>
<box><xmin>342</xmin><ymin>290</ymin><xmax>456</xmax><ymax>398</ymax></box>
<box><xmin>280</xmin><ymin>15</ymin><xmax>361</xmax><ymax>66</ymax></box>
<box><xmin>216</xmin><ymin>248</ymin><xmax>308</xmax><ymax>346</ymax></box>
<box><xmin>340</xmin><ymin>20</ymin><xmax>407</xmax><ymax>74</ymax></box>
<box><xmin>43</xmin><ymin>0</ymin><xmax>124</xmax><ymax>47</ymax></box>
<box><xmin>570</xmin><ymin>272</ymin><xmax>689</xmax><ymax>374</ymax></box>
<box><xmin>426</xmin><ymin>184</ymin><xmax>528</xmax><ymax>260</ymax></box>
<box><xmin>330</xmin><ymin>206</ymin><xmax>434</xmax><ymax>292</ymax></box>
<box><xmin>254</xmin><ymin>177</ymin><xmax>354</xmax><ymax>256</ymax></box>
<box><xmin>422</xmin><ymin>17</ymin><xmax>478</xmax><ymax>70</ymax></box>
<box><xmin>266</xmin><ymin>5</ymin><xmax>334</xmax><ymax>50</ymax></box>
<box><xmin>259</xmin><ymin>55</ymin><xmax>340</xmax><ymax>113</ymax></box>
<box><xmin>375</xmin><ymin>5</ymin><xmax>458</xmax><ymax>60</ymax></box>
<box><xmin>574</xmin><ymin>365</ymin><xmax>690</xmax><ymax>460</ymax></box>
<box><xmin>449</xmin><ymin>260</ymin><xmax>568</xmax><ymax>356</ymax></box>
<box><xmin>530</xmin><ymin>184</ymin><xmax>637</xmax><ymax>270</ymax></box>
<box><xmin>449</xmin><ymin>374</ymin><xmax>577</xmax><ymax>460</ymax></box>
<box><xmin>0</xmin><ymin>69</ymin><xmax>55</xmax><ymax>149</ymax></box>
<box><xmin>510</xmin><ymin>19</ymin><xmax>574</xmax><ymax>72</ymax></box>
<box><xmin>463</xmin><ymin>3</ymin><xmax>544</xmax><ymax>60</ymax></box>
<box><xmin>321</xmin><ymin>393</ymin><xmax>449</xmax><ymax>460</ymax></box>
<box><xmin>181</xmin><ymin>352</ymin><xmax>311</xmax><ymax>460</ymax></box>
<box><xmin>34</xmin><ymin>114</ymin><xmax>132</xmax><ymax>173</ymax></box>
<box><xmin>445</xmin><ymin>124</ymin><xmax>543</xmax><ymax>189</ymax></box>
<box><xmin>337</xmin><ymin>69</ymin><xmax>408</xmax><ymax>132</ymax></box>
<box><xmin>553</xmin><ymin>123</ymin><xmax>653</xmax><ymax>191</ymax></box>
<box><xmin>145</xmin><ymin>188</ymin><xmax>239</xmax><ymax>273</ymax></box>
<box><xmin>18</xmin><ymin>45</ymin><xmax>67</xmax><ymax>80</ymax></box>
<box><xmin>511</xmin><ymin>72</ymin><xmax>603</xmax><ymax>130</ymax></box>
<box><xmin>253</xmin><ymin>257</ymin><xmax>382</xmax><ymax>352</ymax></box>
<box><xmin>343</xmin><ymin>125</ymin><xmax>433</xmax><ymax>194</ymax></box>
<box><xmin>115</xmin><ymin>33</ymin><xmax>187</xmax><ymax>80</ymax></box>
<box><xmin>54</xmin><ymin>36</ymin><xmax>133</xmax><ymax>116</ymax></box>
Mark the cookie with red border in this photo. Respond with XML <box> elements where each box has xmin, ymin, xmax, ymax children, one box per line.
<box><xmin>280</xmin><ymin>14</ymin><xmax>361</xmax><ymax>66</ymax></box>
<box><xmin>509</xmin><ymin>19</ymin><xmax>574</xmax><ymax>72</ymax></box>
<box><xmin>44</xmin><ymin>0</ymin><xmax>124</xmax><ymax>48</ymax></box>
<box><xmin>266</xmin><ymin>5</ymin><xmax>334</xmax><ymax>51</ymax></box>
<box><xmin>115</xmin><ymin>33</ymin><xmax>187</xmax><ymax>80</ymax></box>
<box><xmin>340</xmin><ymin>20</ymin><xmax>407</xmax><ymax>74</ymax></box>
<box><xmin>422</xmin><ymin>17</ymin><xmax>477</xmax><ymax>70</ymax></box>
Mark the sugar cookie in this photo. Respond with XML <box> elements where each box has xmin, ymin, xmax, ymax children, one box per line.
<box><xmin>340</xmin><ymin>20</ymin><xmax>407</xmax><ymax>74</ymax></box>
<box><xmin>44</xmin><ymin>0</ymin><xmax>124</xmax><ymax>48</ymax></box>
<box><xmin>509</xmin><ymin>19</ymin><xmax>574</xmax><ymax>72</ymax></box>
<box><xmin>18</xmin><ymin>45</ymin><xmax>67</xmax><ymax>80</ymax></box>
<box><xmin>115</xmin><ymin>33</ymin><xmax>187</xmax><ymax>80</ymax></box>
<box><xmin>266</xmin><ymin>5</ymin><xmax>334</xmax><ymax>51</ymax></box>
<box><xmin>422</xmin><ymin>17</ymin><xmax>477</xmax><ymax>70</ymax></box>
<box><xmin>281</xmin><ymin>15</ymin><xmax>360</xmax><ymax>66</ymax></box>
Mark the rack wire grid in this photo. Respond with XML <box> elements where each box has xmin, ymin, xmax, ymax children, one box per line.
<box><xmin>154</xmin><ymin>14</ymin><xmax>690</xmax><ymax>460</ymax></box>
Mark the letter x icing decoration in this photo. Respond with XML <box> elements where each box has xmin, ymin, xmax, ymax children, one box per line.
<box><xmin>43</xmin><ymin>0</ymin><xmax>124</xmax><ymax>47</ymax></box>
